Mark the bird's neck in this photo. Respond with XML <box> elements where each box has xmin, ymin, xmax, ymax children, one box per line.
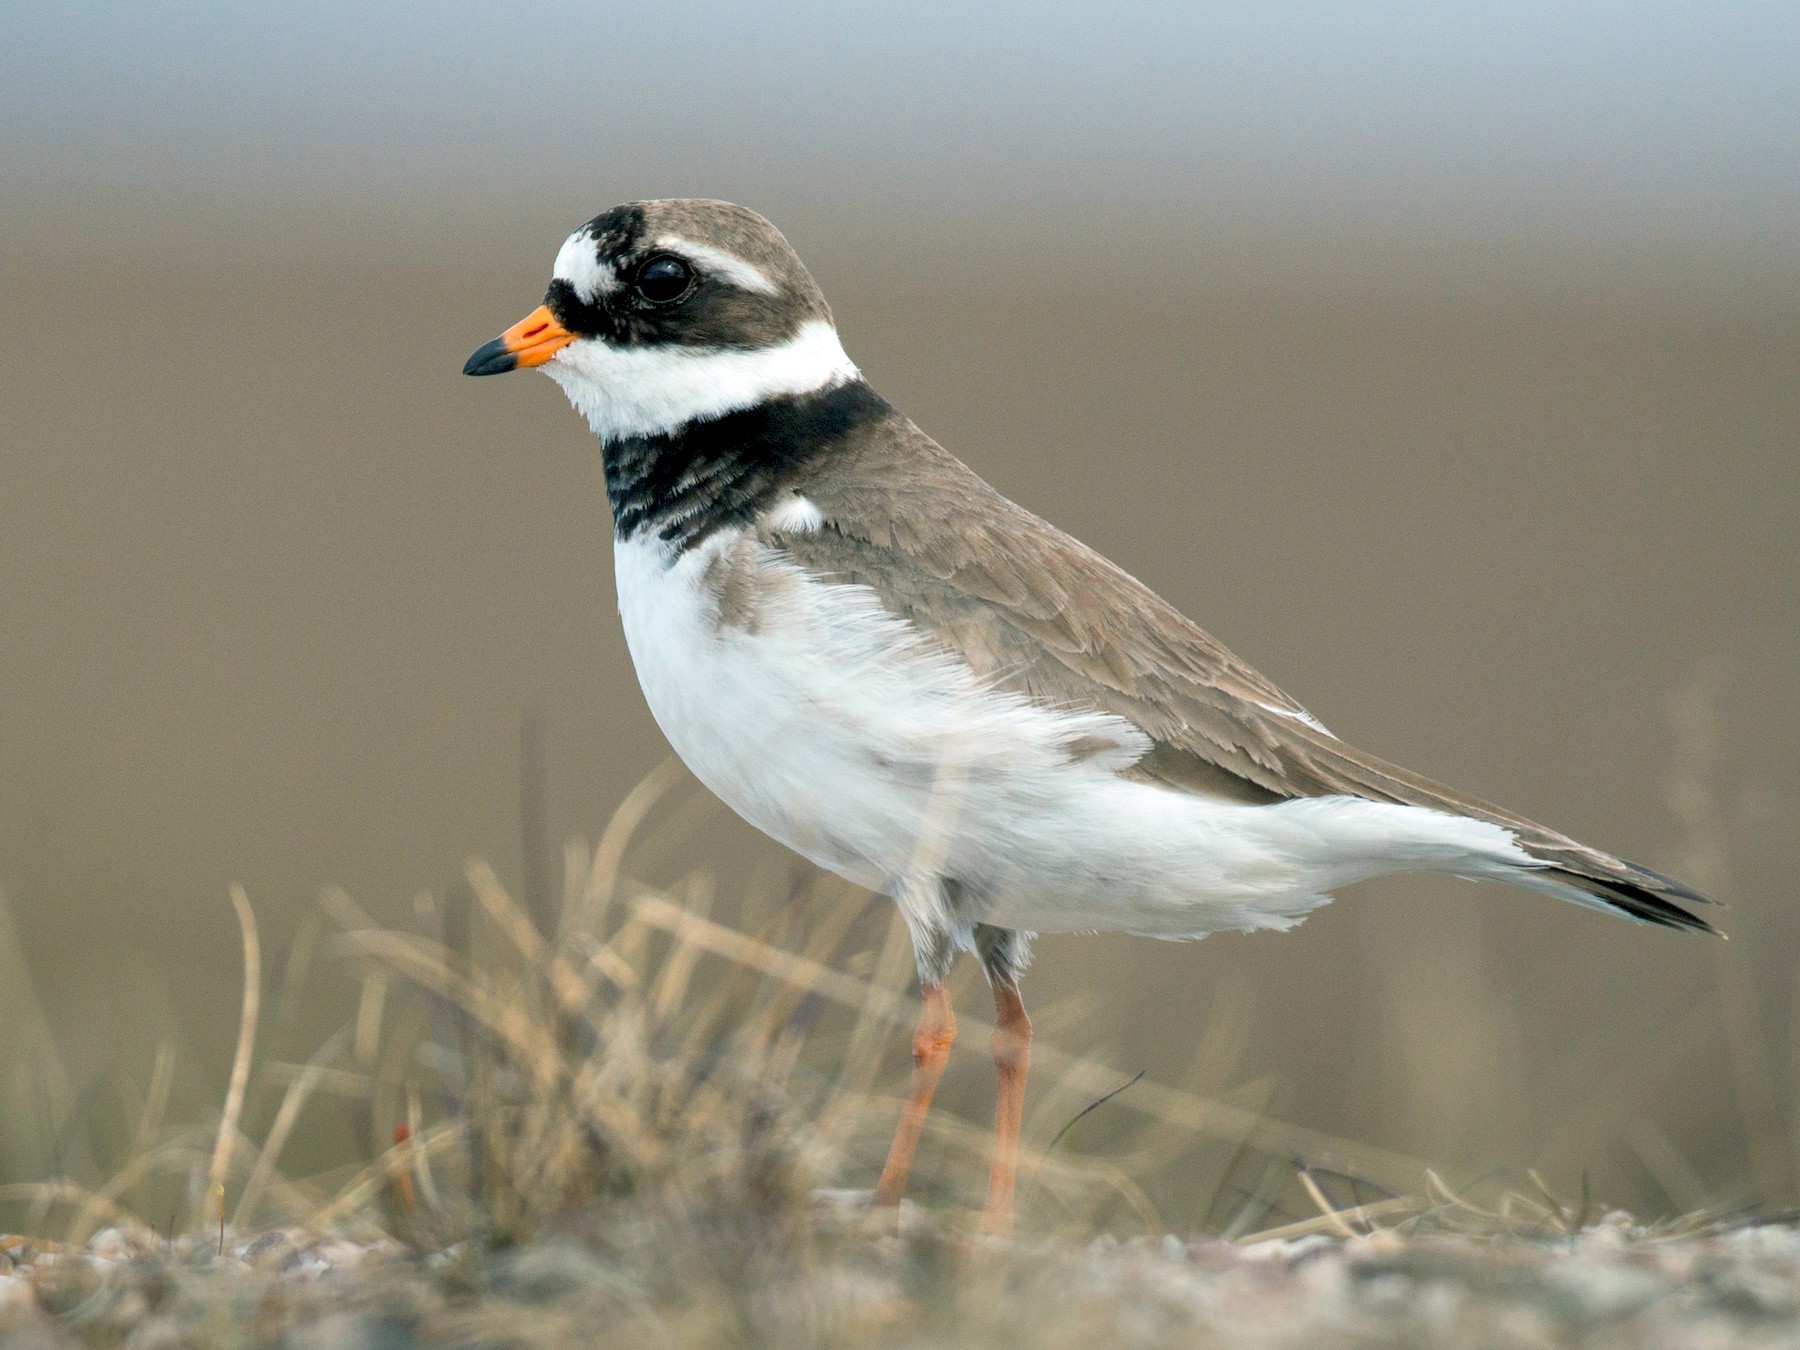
<box><xmin>601</xmin><ymin>380</ymin><xmax>891</xmax><ymax>550</ymax></box>
<box><xmin>548</xmin><ymin>319</ymin><xmax>859</xmax><ymax>444</ymax></box>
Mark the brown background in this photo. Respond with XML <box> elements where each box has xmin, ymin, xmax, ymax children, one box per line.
<box><xmin>2</xmin><ymin>2</ymin><xmax>1797</xmax><ymax>1225</ymax></box>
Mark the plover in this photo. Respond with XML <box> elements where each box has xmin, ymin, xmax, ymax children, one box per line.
<box><xmin>465</xmin><ymin>199</ymin><xmax>1715</xmax><ymax>1229</ymax></box>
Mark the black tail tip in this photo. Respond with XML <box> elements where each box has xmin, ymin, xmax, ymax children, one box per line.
<box><xmin>1591</xmin><ymin>874</ymin><xmax>1721</xmax><ymax>935</ymax></box>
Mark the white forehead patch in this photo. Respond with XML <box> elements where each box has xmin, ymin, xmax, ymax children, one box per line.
<box><xmin>655</xmin><ymin>237</ymin><xmax>778</xmax><ymax>296</ymax></box>
<box><xmin>553</xmin><ymin>230</ymin><xmax>618</xmax><ymax>302</ymax></box>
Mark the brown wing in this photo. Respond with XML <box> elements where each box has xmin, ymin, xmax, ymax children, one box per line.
<box><xmin>771</xmin><ymin>413</ymin><xmax>1714</xmax><ymax>931</ymax></box>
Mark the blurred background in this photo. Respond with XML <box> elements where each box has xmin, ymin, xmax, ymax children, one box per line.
<box><xmin>2</xmin><ymin>1</ymin><xmax>1796</xmax><ymax>1224</ymax></box>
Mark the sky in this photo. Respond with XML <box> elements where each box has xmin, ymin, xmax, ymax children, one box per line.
<box><xmin>5</xmin><ymin>1</ymin><xmax>1797</xmax><ymax>266</ymax></box>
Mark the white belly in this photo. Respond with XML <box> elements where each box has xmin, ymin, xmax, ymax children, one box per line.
<box><xmin>613</xmin><ymin>531</ymin><xmax>1527</xmax><ymax>939</ymax></box>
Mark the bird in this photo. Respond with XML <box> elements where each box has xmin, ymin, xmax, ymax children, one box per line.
<box><xmin>464</xmin><ymin>198</ymin><xmax>1716</xmax><ymax>1230</ymax></box>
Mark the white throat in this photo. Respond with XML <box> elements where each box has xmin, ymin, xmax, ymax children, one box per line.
<box><xmin>544</xmin><ymin>319</ymin><xmax>860</xmax><ymax>443</ymax></box>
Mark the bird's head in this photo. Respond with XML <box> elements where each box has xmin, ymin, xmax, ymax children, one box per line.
<box><xmin>464</xmin><ymin>200</ymin><xmax>858</xmax><ymax>443</ymax></box>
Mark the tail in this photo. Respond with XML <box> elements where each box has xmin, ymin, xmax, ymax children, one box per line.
<box><xmin>1279</xmin><ymin>731</ymin><xmax>1722</xmax><ymax>935</ymax></box>
<box><xmin>1476</xmin><ymin>841</ymin><xmax>1718</xmax><ymax>934</ymax></box>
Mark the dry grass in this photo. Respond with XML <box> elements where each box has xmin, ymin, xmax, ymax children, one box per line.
<box><xmin>0</xmin><ymin>765</ymin><xmax>1794</xmax><ymax>1347</ymax></box>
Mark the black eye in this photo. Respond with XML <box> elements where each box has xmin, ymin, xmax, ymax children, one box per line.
<box><xmin>634</xmin><ymin>255</ymin><xmax>693</xmax><ymax>304</ymax></box>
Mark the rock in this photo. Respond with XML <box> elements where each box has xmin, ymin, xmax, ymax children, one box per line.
<box><xmin>0</xmin><ymin>1273</ymin><xmax>35</xmax><ymax>1314</ymax></box>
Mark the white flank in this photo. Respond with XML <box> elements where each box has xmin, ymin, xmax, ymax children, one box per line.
<box><xmin>553</xmin><ymin>229</ymin><xmax>618</xmax><ymax>300</ymax></box>
<box><xmin>655</xmin><ymin>236</ymin><xmax>779</xmax><ymax>294</ymax></box>
<box><xmin>614</xmin><ymin>531</ymin><xmax>1539</xmax><ymax>951</ymax></box>
<box><xmin>546</xmin><ymin>319</ymin><xmax>859</xmax><ymax>442</ymax></box>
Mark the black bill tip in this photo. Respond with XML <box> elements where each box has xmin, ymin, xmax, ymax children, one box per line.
<box><xmin>463</xmin><ymin>337</ymin><xmax>518</xmax><ymax>377</ymax></box>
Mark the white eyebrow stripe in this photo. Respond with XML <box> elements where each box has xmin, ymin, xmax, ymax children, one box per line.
<box><xmin>655</xmin><ymin>237</ymin><xmax>779</xmax><ymax>295</ymax></box>
<box><xmin>553</xmin><ymin>230</ymin><xmax>619</xmax><ymax>300</ymax></box>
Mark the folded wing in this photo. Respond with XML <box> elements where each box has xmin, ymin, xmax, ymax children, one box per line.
<box><xmin>778</xmin><ymin>415</ymin><xmax>1716</xmax><ymax>933</ymax></box>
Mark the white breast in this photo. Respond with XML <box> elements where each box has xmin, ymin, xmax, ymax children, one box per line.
<box><xmin>612</xmin><ymin>530</ymin><xmax>1533</xmax><ymax>941</ymax></box>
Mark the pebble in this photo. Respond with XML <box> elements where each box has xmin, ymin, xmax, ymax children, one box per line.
<box><xmin>0</xmin><ymin>1215</ymin><xmax>1796</xmax><ymax>1346</ymax></box>
<box><xmin>88</xmin><ymin>1228</ymin><xmax>138</xmax><ymax>1263</ymax></box>
<box><xmin>0</xmin><ymin>1274</ymin><xmax>32</xmax><ymax>1314</ymax></box>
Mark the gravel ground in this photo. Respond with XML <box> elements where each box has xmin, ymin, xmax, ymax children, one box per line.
<box><xmin>5</xmin><ymin>1210</ymin><xmax>1800</xmax><ymax>1348</ymax></box>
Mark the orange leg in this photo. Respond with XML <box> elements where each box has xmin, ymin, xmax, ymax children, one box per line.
<box><xmin>983</xmin><ymin>980</ymin><xmax>1032</xmax><ymax>1231</ymax></box>
<box><xmin>873</xmin><ymin>982</ymin><xmax>956</xmax><ymax>1208</ymax></box>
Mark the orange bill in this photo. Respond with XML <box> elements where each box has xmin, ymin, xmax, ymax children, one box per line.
<box><xmin>463</xmin><ymin>305</ymin><xmax>574</xmax><ymax>376</ymax></box>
